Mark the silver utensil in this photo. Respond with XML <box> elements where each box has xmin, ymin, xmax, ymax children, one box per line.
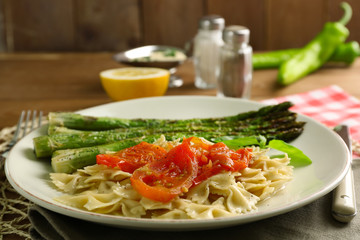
<box><xmin>332</xmin><ymin>125</ymin><xmax>357</xmax><ymax>222</ymax></box>
<box><xmin>0</xmin><ymin>110</ymin><xmax>43</xmax><ymax>168</ymax></box>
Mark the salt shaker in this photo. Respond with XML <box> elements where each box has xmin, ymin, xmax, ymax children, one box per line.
<box><xmin>217</xmin><ymin>25</ymin><xmax>253</xmax><ymax>98</ymax></box>
<box><xmin>193</xmin><ymin>15</ymin><xmax>225</xmax><ymax>89</ymax></box>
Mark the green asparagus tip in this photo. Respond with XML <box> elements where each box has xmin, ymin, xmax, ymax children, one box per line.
<box><xmin>33</xmin><ymin>136</ymin><xmax>53</xmax><ymax>158</ymax></box>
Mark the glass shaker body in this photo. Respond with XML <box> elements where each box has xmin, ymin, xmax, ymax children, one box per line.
<box><xmin>193</xmin><ymin>15</ymin><xmax>224</xmax><ymax>89</ymax></box>
<box><xmin>217</xmin><ymin>26</ymin><xmax>253</xmax><ymax>99</ymax></box>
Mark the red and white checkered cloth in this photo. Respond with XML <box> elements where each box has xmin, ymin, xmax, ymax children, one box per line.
<box><xmin>261</xmin><ymin>85</ymin><xmax>360</xmax><ymax>147</ymax></box>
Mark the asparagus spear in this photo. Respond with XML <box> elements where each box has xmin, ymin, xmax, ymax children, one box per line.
<box><xmin>34</xmin><ymin>130</ymin><xmax>145</xmax><ymax>158</ymax></box>
<box><xmin>48</xmin><ymin>110</ymin><xmax>298</xmax><ymax>135</ymax></box>
<box><xmin>51</xmin><ymin>136</ymin><xmax>152</xmax><ymax>173</ymax></box>
<box><xmin>48</xmin><ymin>113</ymin><xmax>301</xmax><ymax>136</ymax></box>
<box><xmin>38</xmin><ymin>128</ymin><xmax>236</xmax><ymax>158</ymax></box>
<box><xmin>48</xmin><ymin>102</ymin><xmax>294</xmax><ymax>130</ymax></box>
<box><xmin>37</xmin><ymin>120</ymin><xmax>305</xmax><ymax>158</ymax></box>
<box><xmin>35</xmin><ymin>110</ymin><xmax>304</xmax><ymax>157</ymax></box>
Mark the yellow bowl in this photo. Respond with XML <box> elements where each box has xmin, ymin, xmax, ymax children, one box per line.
<box><xmin>100</xmin><ymin>67</ymin><xmax>170</xmax><ymax>101</ymax></box>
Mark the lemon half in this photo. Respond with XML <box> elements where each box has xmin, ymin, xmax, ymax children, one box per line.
<box><xmin>100</xmin><ymin>67</ymin><xmax>170</xmax><ymax>101</ymax></box>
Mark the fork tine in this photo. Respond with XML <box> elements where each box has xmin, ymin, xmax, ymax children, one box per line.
<box><xmin>31</xmin><ymin>110</ymin><xmax>37</xmax><ymax>132</ymax></box>
<box><xmin>12</xmin><ymin>110</ymin><xmax>25</xmax><ymax>144</ymax></box>
<box><xmin>22</xmin><ymin>110</ymin><xmax>31</xmax><ymax>138</ymax></box>
<box><xmin>39</xmin><ymin>110</ymin><xmax>43</xmax><ymax>127</ymax></box>
<box><xmin>1</xmin><ymin>110</ymin><xmax>42</xmax><ymax>164</ymax></box>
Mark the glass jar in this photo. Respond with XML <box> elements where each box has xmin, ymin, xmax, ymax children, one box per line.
<box><xmin>217</xmin><ymin>25</ymin><xmax>253</xmax><ymax>98</ymax></box>
<box><xmin>193</xmin><ymin>15</ymin><xmax>225</xmax><ymax>89</ymax></box>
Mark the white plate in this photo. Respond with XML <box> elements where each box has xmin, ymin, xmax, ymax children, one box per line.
<box><xmin>5</xmin><ymin>96</ymin><xmax>350</xmax><ymax>230</ymax></box>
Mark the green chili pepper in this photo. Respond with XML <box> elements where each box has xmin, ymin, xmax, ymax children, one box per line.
<box><xmin>329</xmin><ymin>41</ymin><xmax>360</xmax><ymax>64</ymax></box>
<box><xmin>253</xmin><ymin>48</ymin><xmax>299</xmax><ymax>69</ymax></box>
<box><xmin>277</xmin><ymin>2</ymin><xmax>352</xmax><ymax>86</ymax></box>
<box><xmin>253</xmin><ymin>41</ymin><xmax>360</xmax><ymax>69</ymax></box>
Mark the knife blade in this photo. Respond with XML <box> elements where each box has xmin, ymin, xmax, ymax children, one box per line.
<box><xmin>332</xmin><ymin>125</ymin><xmax>357</xmax><ymax>222</ymax></box>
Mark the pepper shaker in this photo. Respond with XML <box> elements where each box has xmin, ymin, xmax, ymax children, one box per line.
<box><xmin>217</xmin><ymin>25</ymin><xmax>253</xmax><ymax>98</ymax></box>
<box><xmin>193</xmin><ymin>15</ymin><xmax>225</xmax><ymax>89</ymax></box>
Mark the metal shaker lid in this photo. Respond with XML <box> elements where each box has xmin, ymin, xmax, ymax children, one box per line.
<box><xmin>198</xmin><ymin>15</ymin><xmax>225</xmax><ymax>30</ymax></box>
<box><xmin>223</xmin><ymin>25</ymin><xmax>250</xmax><ymax>45</ymax></box>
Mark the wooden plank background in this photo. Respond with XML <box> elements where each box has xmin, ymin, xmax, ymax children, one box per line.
<box><xmin>0</xmin><ymin>0</ymin><xmax>359</xmax><ymax>52</ymax></box>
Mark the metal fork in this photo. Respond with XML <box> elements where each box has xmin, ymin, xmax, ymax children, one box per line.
<box><xmin>1</xmin><ymin>110</ymin><xmax>43</xmax><ymax>168</ymax></box>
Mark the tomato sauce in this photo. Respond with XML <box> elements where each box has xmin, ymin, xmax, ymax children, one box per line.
<box><xmin>96</xmin><ymin>137</ymin><xmax>253</xmax><ymax>202</ymax></box>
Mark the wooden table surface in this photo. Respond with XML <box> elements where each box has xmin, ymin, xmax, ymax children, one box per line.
<box><xmin>1</xmin><ymin>52</ymin><xmax>360</xmax><ymax>129</ymax></box>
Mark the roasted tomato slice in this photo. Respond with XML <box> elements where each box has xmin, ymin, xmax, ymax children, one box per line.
<box><xmin>183</xmin><ymin>136</ymin><xmax>212</xmax><ymax>165</ymax></box>
<box><xmin>96</xmin><ymin>142</ymin><xmax>167</xmax><ymax>173</ymax></box>
<box><xmin>130</xmin><ymin>140</ymin><xmax>198</xmax><ymax>203</ymax></box>
<box><xmin>233</xmin><ymin>147</ymin><xmax>253</xmax><ymax>170</ymax></box>
<box><xmin>193</xmin><ymin>142</ymin><xmax>253</xmax><ymax>185</ymax></box>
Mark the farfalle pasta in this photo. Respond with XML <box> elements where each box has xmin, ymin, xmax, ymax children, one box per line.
<box><xmin>50</xmin><ymin>145</ymin><xmax>293</xmax><ymax>219</ymax></box>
